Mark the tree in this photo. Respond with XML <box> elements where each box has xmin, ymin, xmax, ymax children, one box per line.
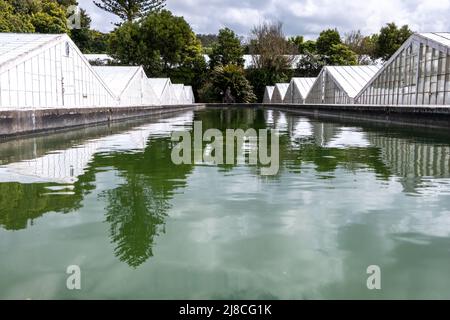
<box><xmin>246</xmin><ymin>67</ymin><xmax>292</xmax><ymax>102</ymax></box>
<box><xmin>88</xmin><ymin>31</ymin><xmax>110</xmax><ymax>53</ymax></box>
<box><xmin>344</xmin><ymin>30</ymin><xmax>377</xmax><ymax>64</ymax></box>
<box><xmin>70</xmin><ymin>8</ymin><xmax>92</xmax><ymax>52</ymax></box>
<box><xmin>295</xmin><ymin>52</ymin><xmax>326</xmax><ymax>77</ymax></box>
<box><xmin>374</xmin><ymin>22</ymin><xmax>413</xmax><ymax>61</ymax></box>
<box><xmin>0</xmin><ymin>0</ymin><xmax>34</xmax><ymax>32</ymax></box>
<box><xmin>327</xmin><ymin>43</ymin><xmax>358</xmax><ymax>65</ymax></box>
<box><xmin>249</xmin><ymin>21</ymin><xmax>297</xmax><ymax>70</ymax></box>
<box><xmin>289</xmin><ymin>36</ymin><xmax>317</xmax><ymax>54</ymax></box>
<box><xmin>316</xmin><ymin>29</ymin><xmax>341</xmax><ymax>56</ymax></box>
<box><xmin>94</xmin><ymin>0</ymin><xmax>165</xmax><ymax>22</ymax></box>
<box><xmin>288</xmin><ymin>35</ymin><xmax>304</xmax><ymax>51</ymax></box>
<box><xmin>302</xmin><ymin>40</ymin><xmax>317</xmax><ymax>54</ymax></box>
<box><xmin>30</xmin><ymin>0</ymin><xmax>69</xmax><ymax>34</ymax></box>
<box><xmin>209</xmin><ymin>28</ymin><xmax>244</xmax><ymax>68</ymax></box>
<box><xmin>247</xmin><ymin>21</ymin><xmax>297</xmax><ymax>101</ymax></box>
<box><xmin>199</xmin><ymin>65</ymin><xmax>256</xmax><ymax>103</ymax></box>
<box><xmin>108</xmin><ymin>10</ymin><xmax>206</xmax><ymax>95</ymax></box>
<box><xmin>197</xmin><ymin>34</ymin><xmax>218</xmax><ymax>49</ymax></box>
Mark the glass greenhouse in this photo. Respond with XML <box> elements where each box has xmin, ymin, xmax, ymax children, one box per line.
<box><xmin>356</xmin><ymin>33</ymin><xmax>450</xmax><ymax>106</ymax></box>
<box><xmin>147</xmin><ymin>78</ymin><xmax>175</xmax><ymax>106</ymax></box>
<box><xmin>271</xmin><ymin>83</ymin><xmax>290</xmax><ymax>103</ymax></box>
<box><xmin>305</xmin><ymin>66</ymin><xmax>380</xmax><ymax>104</ymax></box>
<box><xmin>284</xmin><ymin>78</ymin><xmax>316</xmax><ymax>104</ymax></box>
<box><xmin>183</xmin><ymin>86</ymin><xmax>195</xmax><ymax>104</ymax></box>
<box><xmin>0</xmin><ymin>33</ymin><xmax>116</xmax><ymax>109</ymax></box>
<box><xmin>263</xmin><ymin>86</ymin><xmax>275</xmax><ymax>103</ymax></box>
<box><xmin>93</xmin><ymin>66</ymin><xmax>159</xmax><ymax>106</ymax></box>
<box><xmin>0</xmin><ymin>33</ymin><xmax>195</xmax><ymax>109</ymax></box>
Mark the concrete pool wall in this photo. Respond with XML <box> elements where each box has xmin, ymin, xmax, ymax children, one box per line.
<box><xmin>1</xmin><ymin>103</ymin><xmax>450</xmax><ymax>139</ymax></box>
<box><xmin>0</xmin><ymin>105</ymin><xmax>205</xmax><ymax>139</ymax></box>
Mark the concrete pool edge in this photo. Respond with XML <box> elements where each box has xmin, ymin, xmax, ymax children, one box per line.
<box><xmin>2</xmin><ymin>102</ymin><xmax>450</xmax><ymax>140</ymax></box>
<box><xmin>0</xmin><ymin>104</ymin><xmax>205</xmax><ymax>139</ymax></box>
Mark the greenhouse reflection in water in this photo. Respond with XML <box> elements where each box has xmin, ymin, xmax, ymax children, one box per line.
<box><xmin>1</xmin><ymin>108</ymin><xmax>450</xmax><ymax>299</ymax></box>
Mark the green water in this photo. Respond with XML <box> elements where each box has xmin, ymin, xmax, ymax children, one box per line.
<box><xmin>1</xmin><ymin>107</ymin><xmax>450</xmax><ymax>299</ymax></box>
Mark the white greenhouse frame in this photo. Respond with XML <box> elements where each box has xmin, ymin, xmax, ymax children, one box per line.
<box><xmin>356</xmin><ymin>33</ymin><xmax>450</xmax><ymax>106</ymax></box>
<box><xmin>263</xmin><ymin>86</ymin><xmax>275</xmax><ymax>103</ymax></box>
<box><xmin>271</xmin><ymin>83</ymin><xmax>289</xmax><ymax>103</ymax></box>
<box><xmin>305</xmin><ymin>66</ymin><xmax>380</xmax><ymax>104</ymax></box>
<box><xmin>0</xmin><ymin>33</ymin><xmax>115</xmax><ymax>109</ymax></box>
<box><xmin>283</xmin><ymin>78</ymin><xmax>316</xmax><ymax>104</ymax></box>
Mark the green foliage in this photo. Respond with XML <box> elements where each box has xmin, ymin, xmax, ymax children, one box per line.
<box><xmin>295</xmin><ymin>52</ymin><xmax>326</xmax><ymax>77</ymax></box>
<box><xmin>3</xmin><ymin>0</ymin><xmax>70</xmax><ymax>34</ymax></box>
<box><xmin>108</xmin><ymin>10</ymin><xmax>206</xmax><ymax>94</ymax></box>
<box><xmin>70</xmin><ymin>8</ymin><xmax>91</xmax><ymax>51</ymax></box>
<box><xmin>197</xmin><ymin>33</ymin><xmax>218</xmax><ymax>52</ymax></box>
<box><xmin>0</xmin><ymin>0</ymin><xmax>34</xmax><ymax>33</ymax></box>
<box><xmin>327</xmin><ymin>43</ymin><xmax>358</xmax><ymax>65</ymax></box>
<box><xmin>316</xmin><ymin>29</ymin><xmax>342</xmax><ymax>55</ymax></box>
<box><xmin>374</xmin><ymin>22</ymin><xmax>413</xmax><ymax>61</ymax></box>
<box><xmin>209</xmin><ymin>28</ymin><xmax>244</xmax><ymax>68</ymax></box>
<box><xmin>302</xmin><ymin>40</ymin><xmax>317</xmax><ymax>54</ymax></box>
<box><xmin>94</xmin><ymin>0</ymin><xmax>166</xmax><ymax>22</ymax></box>
<box><xmin>250</xmin><ymin>22</ymin><xmax>298</xmax><ymax>71</ymax></box>
<box><xmin>344</xmin><ymin>30</ymin><xmax>378</xmax><ymax>64</ymax></box>
<box><xmin>199</xmin><ymin>65</ymin><xmax>256</xmax><ymax>103</ymax></box>
<box><xmin>87</xmin><ymin>30</ymin><xmax>109</xmax><ymax>53</ymax></box>
<box><xmin>247</xmin><ymin>21</ymin><xmax>296</xmax><ymax>101</ymax></box>
<box><xmin>289</xmin><ymin>36</ymin><xmax>317</xmax><ymax>54</ymax></box>
<box><xmin>69</xmin><ymin>8</ymin><xmax>109</xmax><ymax>53</ymax></box>
<box><xmin>246</xmin><ymin>67</ymin><xmax>292</xmax><ymax>102</ymax></box>
<box><xmin>288</xmin><ymin>35</ymin><xmax>304</xmax><ymax>51</ymax></box>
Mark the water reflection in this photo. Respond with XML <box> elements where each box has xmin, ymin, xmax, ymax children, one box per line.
<box><xmin>1</xmin><ymin>107</ymin><xmax>450</xmax><ymax>275</ymax></box>
<box><xmin>98</xmin><ymin>136</ymin><xmax>194</xmax><ymax>267</ymax></box>
<box><xmin>0</xmin><ymin>112</ymin><xmax>194</xmax><ymax>233</ymax></box>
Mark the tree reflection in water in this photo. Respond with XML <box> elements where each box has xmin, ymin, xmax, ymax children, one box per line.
<box><xmin>2</xmin><ymin>108</ymin><xmax>450</xmax><ymax>269</ymax></box>
<box><xmin>98</xmin><ymin>137</ymin><xmax>193</xmax><ymax>268</ymax></box>
<box><xmin>104</xmin><ymin>173</ymin><xmax>171</xmax><ymax>268</ymax></box>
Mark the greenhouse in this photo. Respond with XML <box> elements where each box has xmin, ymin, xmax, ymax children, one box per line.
<box><xmin>271</xmin><ymin>83</ymin><xmax>290</xmax><ymax>103</ymax></box>
<box><xmin>284</xmin><ymin>78</ymin><xmax>316</xmax><ymax>104</ymax></box>
<box><xmin>356</xmin><ymin>33</ymin><xmax>450</xmax><ymax>106</ymax></box>
<box><xmin>171</xmin><ymin>84</ymin><xmax>187</xmax><ymax>105</ymax></box>
<box><xmin>306</xmin><ymin>66</ymin><xmax>380</xmax><ymax>104</ymax></box>
<box><xmin>93</xmin><ymin>66</ymin><xmax>159</xmax><ymax>106</ymax></box>
<box><xmin>0</xmin><ymin>33</ymin><xmax>115</xmax><ymax>109</ymax></box>
<box><xmin>263</xmin><ymin>86</ymin><xmax>275</xmax><ymax>103</ymax></box>
<box><xmin>183</xmin><ymin>86</ymin><xmax>195</xmax><ymax>104</ymax></box>
<box><xmin>147</xmin><ymin>78</ymin><xmax>174</xmax><ymax>105</ymax></box>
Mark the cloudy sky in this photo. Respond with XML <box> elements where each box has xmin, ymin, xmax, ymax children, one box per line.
<box><xmin>80</xmin><ymin>0</ymin><xmax>450</xmax><ymax>39</ymax></box>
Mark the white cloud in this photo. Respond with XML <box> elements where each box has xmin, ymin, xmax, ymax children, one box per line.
<box><xmin>80</xmin><ymin>0</ymin><xmax>450</xmax><ymax>38</ymax></box>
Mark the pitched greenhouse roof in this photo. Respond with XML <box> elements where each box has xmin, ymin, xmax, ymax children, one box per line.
<box><xmin>265</xmin><ymin>86</ymin><xmax>275</xmax><ymax>97</ymax></box>
<box><xmin>355</xmin><ymin>32</ymin><xmax>450</xmax><ymax>100</ymax></box>
<box><xmin>183</xmin><ymin>86</ymin><xmax>194</xmax><ymax>103</ymax></box>
<box><xmin>147</xmin><ymin>78</ymin><xmax>171</xmax><ymax>98</ymax></box>
<box><xmin>0</xmin><ymin>33</ymin><xmax>68</xmax><ymax>74</ymax></box>
<box><xmin>275</xmin><ymin>83</ymin><xmax>289</xmax><ymax>98</ymax></box>
<box><xmin>326</xmin><ymin>65</ymin><xmax>381</xmax><ymax>98</ymax></box>
<box><xmin>0</xmin><ymin>33</ymin><xmax>64</xmax><ymax>66</ymax></box>
<box><xmin>291</xmin><ymin>78</ymin><xmax>316</xmax><ymax>99</ymax></box>
<box><xmin>172</xmin><ymin>84</ymin><xmax>185</xmax><ymax>102</ymax></box>
<box><xmin>417</xmin><ymin>32</ymin><xmax>450</xmax><ymax>49</ymax></box>
<box><xmin>93</xmin><ymin>66</ymin><xmax>142</xmax><ymax>97</ymax></box>
<box><xmin>85</xmin><ymin>54</ymin><xmax>113</xmax><ymax>62</ymax></box>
